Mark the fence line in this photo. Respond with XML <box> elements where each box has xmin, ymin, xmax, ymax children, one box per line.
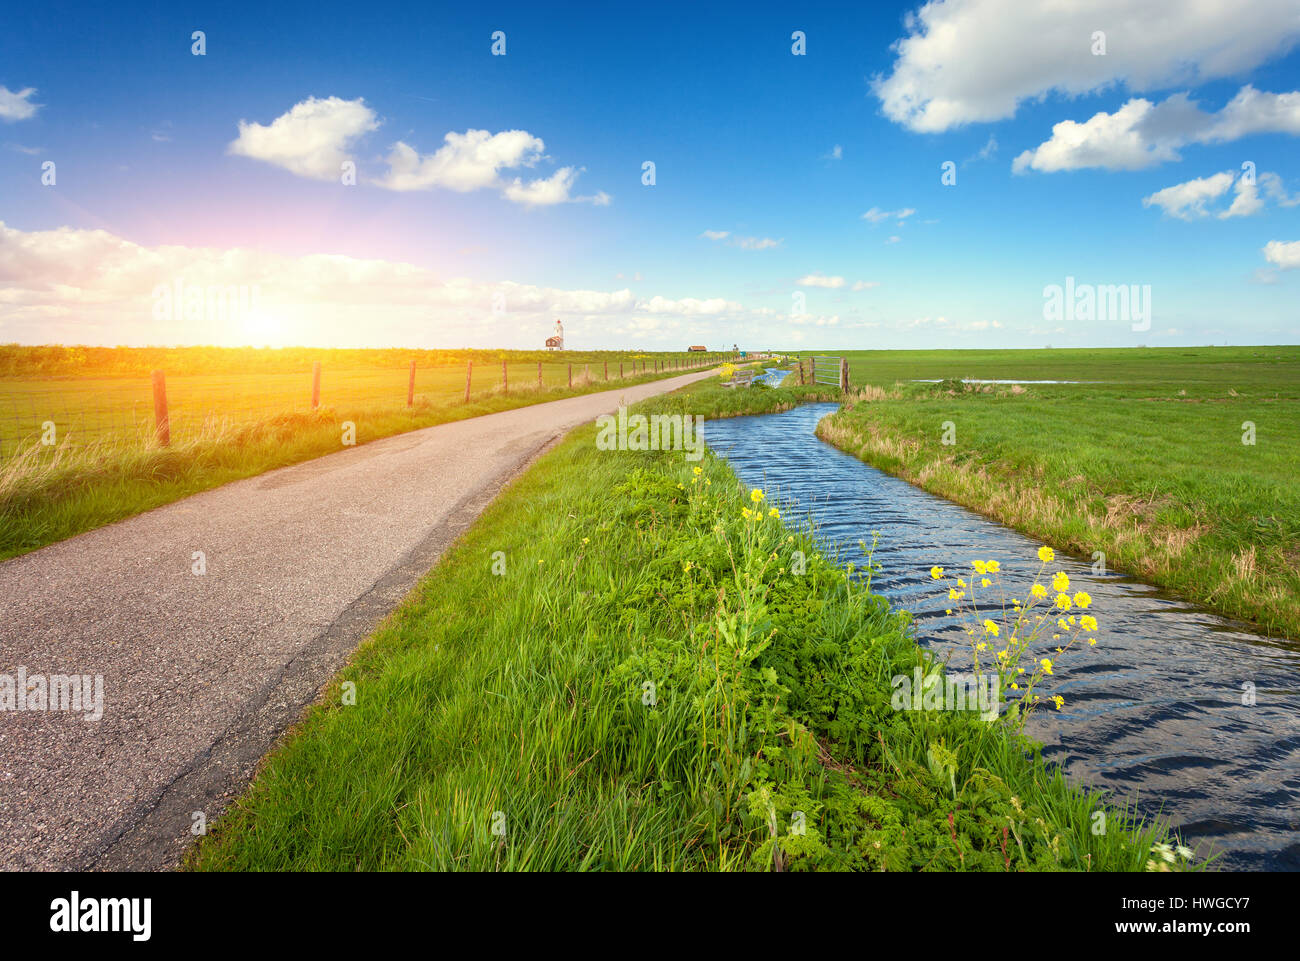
<box><xmin>0</xmin><ymin>352</ymin><xmax>734</xmax><ymax>459</ymax></box>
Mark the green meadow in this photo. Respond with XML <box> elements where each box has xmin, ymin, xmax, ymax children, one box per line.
<box><xmin>193</xmin><ymin>380</ymin><xmax>1176</xmax><ymax>872</ymax></box>
<box><xmin>804</xmin><ymin>346</ymin><xmax>1300</xmax><ymax>639</ymax></box>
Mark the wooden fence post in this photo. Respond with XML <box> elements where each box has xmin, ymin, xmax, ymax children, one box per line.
<box><xmin>604</xmin><ymin>360</ymin><xmax>608</xmax><ymax>381</ymax></box>
<box><xmin>151</xmin><ymin>369</ymin><xmax>170</xmax><ymax>447</ymax></box>
<box><xmin>407</xmin><ymin>360</ymin><xmax>416</xmax><ymax>407</ymax></box>
<box><xmin>502</xmin><ymin>358</ymin><xmax>508</xmax><ymax>393</ymax></box>
<box><xmin>538</xmin><ymin>361</ymin><xmax>543</xmax><ymax>388</ymax></box>
<box><xmin>840</xmin><ymin>358</ymin><xmax>849</xmax><ymax>391</ymax></box>
<box><xmin>619</xmin><ymin>362</ymin><xmax>623</xmax><ymax>378</ymax></box>
<box><xmin>568</xmin><ymin>363</ymin><xmax>572</xmax><ymax>388</ymax></box>
<box><xmin>311</xmin><ymin>362</ymin><xmax>321</xmax><ymax>409</ymax></box>
<box><xmin>465</xmin><ymin>359</ymin><xmax>472</xmax><ymax>403</ymax></box>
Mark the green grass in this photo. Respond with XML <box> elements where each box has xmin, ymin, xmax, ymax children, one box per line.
<box><xmin>801</xmin><ymin>346</ymin><xmax>1300</xmax><ymax>639</ymax></box>
<box><xmin>191</xmin><ymin>389</ymin><xmax>1177</xmax><ymax>872</ymax></box>
<box><xmin>0</xmin><ymin>364</ymin><xmax>714</xmax><ymax>560</ymax></box>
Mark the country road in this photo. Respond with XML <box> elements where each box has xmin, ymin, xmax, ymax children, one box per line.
<box><xmin>0</xmin><ymin>369</ymin><xmax>716</xmax><ymax>870</ymax></box>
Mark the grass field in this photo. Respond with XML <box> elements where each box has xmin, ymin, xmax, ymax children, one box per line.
<box><xmin>0</xmin><ymin>345</ymin><xmax>724</xmax><ymax>453</ymax></box>
<box><xmin>802</xmin><ymin>346</ymin><xmax>1300</xmax><ymax>640</ymax></box>
<box><xmin>192</xmin><ymin>383</ymin><xmax>1176</xmax><ymax>872</ymax></box>
<box><xmin>0</xmin><ymin>346</ymin><xmax>726</xmax><ymax>560</ymax></box>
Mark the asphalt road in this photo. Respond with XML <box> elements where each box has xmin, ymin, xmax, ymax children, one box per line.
<box><xmin>0</xmin><ymin>369</ymin><xmax>715</xmax><ymax>870</ymax></box>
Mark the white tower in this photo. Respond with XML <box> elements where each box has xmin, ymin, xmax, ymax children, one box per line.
<box><xmin>547</xmin><ymin>318</ymin><xmax>564</xmax><ymax>350</ymax></box>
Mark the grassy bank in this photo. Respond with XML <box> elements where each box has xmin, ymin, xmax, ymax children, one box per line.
<box><xmin>810</xmin><ymin>346</ymin><xmax>1300</xmax><ymax>640</ymax></box>
<box><xmin>193</xmin><ymin>392</ymin><xmax>1175</xmax><ymax>872</ymax></box>
<box><xmin>0</xmin><ymin>367</ymin><xmax>707</xmax><ymax>560</ymax></box>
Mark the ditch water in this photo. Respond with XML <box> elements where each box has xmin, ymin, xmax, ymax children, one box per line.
<box><xmin>703</xmin><ymin>401</ymin><xmax>1300</xmax><ymax>871</ymax></box>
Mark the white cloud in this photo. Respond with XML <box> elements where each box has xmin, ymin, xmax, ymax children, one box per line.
<box><xmin>862</xmin><ymin>206</ymin><xmax>916</xmax><ymax>224</ymax></box>
<box><xmin>0</xmin><ymin>86</ymin><xmax>41</xmax><ymax>122</ymax></box>
<box><xmin>700</xmin><ymin>230</ymin><xmax>730</xmax><ymax>240</ymax></box>
<box><xmin>824</xmin><ymin>144</ymin><xmax>843</xmax><ymax>160</ymax></box>
<box><xmin>375</xmin><ymin>128</ymin><xmax>543</xmax><ymax>192</ymax></box>
<box><xmin>796</xmin><ymin>273</ymin><xmax>845</xmax><ymax>288</ymax></box>
<box><xmin>1263</xmin><ymin>240</ymin><xmax>1300</xmax><ymax>270</ymax></box>
<box><xmin>875</xmin><ymin>0</ymin><xmax>1300</xmax><ymax>132</ymax></box>
<box><xmin>851</xmin><ymin>280</ymin><xmax>881</xmax><ymax>291</ymax></box>
<box><xmin>0</xmin><ymin>222</ymin><xmax>744</xmax><ymax>347</ymax></box>
<box><xmin>1142</xmin><ymin>171</ymin><xmax>1235</xmax><ymax>220</ymax></box>
<box><xmin>1143</xmin><ymin>169</ymin><xmax>1297</xmax><ymax>219</ymax></box>
<box><xmin>1013</xmin><ymin>86</ymin><xmax>1300</xmax><ymax>173</ymax></box>
<box><xmin>228</xmin><ymin>96</ymin><xmax>379</xmax><ymax>180</ymax></box>
<box><xmin>638</xmin><ymin>296</ymin><xmax>742</xmax><ymax>315</ymax></box>
<box><xmin>886</xmin><ymin>236</ymin><xmax>901</xmax><ymax>244</ymax></box>
<box><xmin>502</xmin><ymin>166</ymin><xmax>609</xmax><ymax>207</ymax></box>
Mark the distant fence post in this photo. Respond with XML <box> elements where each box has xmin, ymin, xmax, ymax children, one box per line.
<box><xmin>585</xmin><ymin>363</ymin><xmax>590</xmax><ymax>382</ymax></box>
<box><xmin>465</xmin><ymin>359</ymin><xmax>472</xmax><ymax>403</ymax></box>
<box><xmin>840</xmin><ymin>358</ymin><xmax>849</xmax><ymax>391</ymax></box>
<box><xmin>502</xmin><ymin>358</ymin><xmax>508</xmax><ymax>393</ymax></box>
<box><xmin>311</xmin><ymin>362</ymin><xmax>321</xmax><ymax>409</ymax></box>
<box><xmin>151</xmin><ymin>369</ymin><xmax>170</xmax><ymax>447</ymax></box>
<box><xmin>568</xmin><ymin>363</ymin><xmax>572</xmax><ymax>388</ymax></box>
<box><xmin>619</xmin><ymin>362</ymin><xmax>623</xmax><ymax>379</ymax></box>
<box><xmin>537</xmin><ymin>361</ymin><xmax>542</xmax><ymax>388</ymax></box>
<box><xmin>799</xmin><ymin>358</ymin><xmax>805</xmax><ymax>385</ymax></box>
<box><xmin>604</xmin><ymin>360</ymin><xmax>608</xmax><ymax>381</ymax></box>
<box><xmin>407</xmin><ymin>360</ymin><xmax>416</xmax><ymax>407</ymax></box>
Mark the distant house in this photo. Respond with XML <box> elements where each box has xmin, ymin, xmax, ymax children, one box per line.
<box><xmin>687</xmin><ymin>345</ymin><xmax>706</xmax><ymax>352</ymax></box>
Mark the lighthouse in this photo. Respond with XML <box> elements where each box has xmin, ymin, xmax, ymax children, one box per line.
<box><xmin>545</xmin><ymin>318</ymin><xmax>565</xmax><ymax>351</ymax></box>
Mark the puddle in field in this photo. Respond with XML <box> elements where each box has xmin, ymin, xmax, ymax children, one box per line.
<box><xmin>703</xmin><ymin>402</ymin><xmax>1300</xmax><ymax>871</ymax></box>
<box><xmin>909</xmin><ymin>379</ymin><xmax>1105</xmax><ymax>385</ymax></box>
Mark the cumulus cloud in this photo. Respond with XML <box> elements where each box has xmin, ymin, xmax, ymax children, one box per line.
<box><xmin>0</xmin><ymin>86</ymin><xmax>41</xmax><ymax>122</ymax></box>
<box><xmin>228</xmin><ymin>96</ymin><xmax>379</xmax><ymax>180</ymax></box>
<box><xmin>502</xmin><ymin>166</ymin><xmax>610</xmax><ymax>207</ymax></box>
<box><xmin>1144</xmin><ymin>169</ymin><xmax>1298</xmax><ymax>219</ymax></box>
<box><xmin>375</xmin><ymin>128</ymin><xmax>544</xmax><ymax>192</ymax></box>
<box><xmin>1263</xmin><ymin>240</ymin><xmax>1300</xmax><ymax>270</ymax></box>
<box><xmin>875</xmin><ymin>0</ymin><xmax>1300</xmax><ymax>132</ymax></box>
<box><xmin>700</xmin><ymin>230</ymin><xmax>730</xmax><ymax>240</ymax></box>
<box><xmin>1142</xmin><ymin>171</ymin><xmax>1236</xmax><ymax>220</ymax></box>
<box><xmin>1013</xmin><ymin>86</ymin><xmax>1300</xmax><ymax>173</ymax></box>
<box><xmin>0</xmin><ymin>222</ymin><xmax>750</xmax><ymax>347</ymax></box>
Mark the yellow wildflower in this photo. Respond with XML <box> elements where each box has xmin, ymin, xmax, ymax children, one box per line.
<box><xmin>1038</xmin><ymin>546</ymin><xmax>1055</xmax><ymax>563</ymax></box>
<box><xmin>983</xmin><ymin>619</ymin><xmax>1000</xmax><ymax>636</ymax></box>
<box><xmin>750</xmin><ymin>488</ymin><xmax>764</xmax><ymax>504</ymax></box>
<box><xmin>930</xmin><ymin>566</ymin><xmax>944</xmax><ymax>580</ymax></box>
<box><xmin>1073</xmin><ymin>591</ymin><xmax>1092</xmax><ymax>609</ymax></box>
<box><xmin>1052</xmin><ymin>572</ymin><xmax>1070</xmax><ymax>592</ymax></box>
<box><xmin>1040</xmin><ymin>658</ymin><xmax>1053</xmax><ymax>675</ymax></box>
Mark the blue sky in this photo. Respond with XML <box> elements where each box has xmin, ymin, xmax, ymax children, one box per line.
<box><xmin>2</xmin><ymin>0</ymin><xmax>1298</xmax><ymax>350</ymax></box>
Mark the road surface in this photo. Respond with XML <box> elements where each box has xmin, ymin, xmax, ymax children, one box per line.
<box><xmin>0</xmin><ymin>369</ymin><xmax>715</xmax><ymax>870</ymax></box>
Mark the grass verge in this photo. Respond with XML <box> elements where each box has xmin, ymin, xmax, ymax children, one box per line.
<box><xmin>192</xmin><ymin>391</ymin><xmax>1176</xmax><ymax>871</ymax></box>
<box><xmin>816</xmin><ymin>378</ymin><xmax>1300</xmax><ymax>641</ymax></box>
